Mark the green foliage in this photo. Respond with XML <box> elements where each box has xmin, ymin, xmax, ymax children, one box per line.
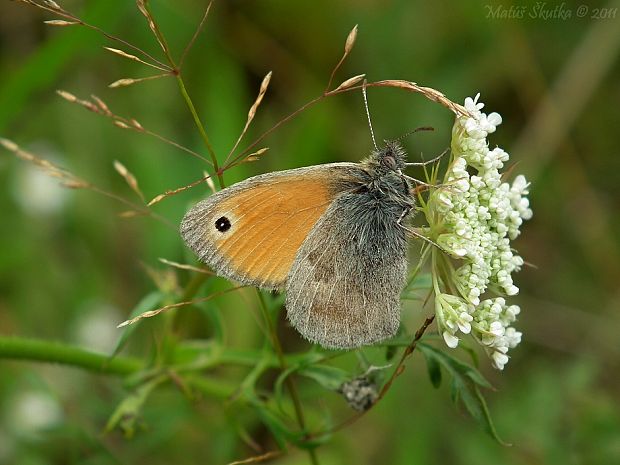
<box><xmin>110</xmin><ymin>291</ymin><xmax>163</xmax><ymax>358</ymax></box>
<box><xmin>106</xmin><ymin>374</ymin><xmax>167</xmax><ymax>437</ymax></box>
<box><xmin>419</xmin><ymin>343</ymin><xmax>505</xmax><ymax>444</ymax></box>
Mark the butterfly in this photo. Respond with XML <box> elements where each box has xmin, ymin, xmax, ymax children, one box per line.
<box><xmin>180</xmin><ymin>140</ymin><xmax>425</xmax><ymax>349</ymax></box>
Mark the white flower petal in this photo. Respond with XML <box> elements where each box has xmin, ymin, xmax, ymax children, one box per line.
<box><xmin>492</xmin><ymin>351</ymin><xmax>509</xmax><ymax>370</ymax></box>
<box><xmin>443</xmin><ymin>331</ymin><xmax>459</xmax><ymax>348</ymax></box>
<box><xmin>429</xmin><ymin>94</ymin><xmax>531</xmax><ymax>371</ymax></box>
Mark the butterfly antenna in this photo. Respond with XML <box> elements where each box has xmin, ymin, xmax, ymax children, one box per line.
<box><xmin>396</xmin><ymin>126</ymin><xmax>434</xmax><ymax>142</ymax></box>
<box><xmin>362</xmin><ymin>81</ymin><xmax>378</xmax><ymax>150</ymax></box>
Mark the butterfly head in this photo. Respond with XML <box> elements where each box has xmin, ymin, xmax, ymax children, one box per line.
<box><xmin>366</xmin><ymin>140</ymin><xmax>408</xmax><ymax>173</ymax></box>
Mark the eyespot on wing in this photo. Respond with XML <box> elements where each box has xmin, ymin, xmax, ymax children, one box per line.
<box><xmin>180</xmin><ymin>164</ymin><xmax>360</xmax><ymax>289</ymax></box>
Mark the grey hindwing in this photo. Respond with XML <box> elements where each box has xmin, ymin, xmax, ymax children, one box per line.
<box><xmin>285</xmin><ymin>186</ymin><xmax>410</xmax><ymax>349</ymax></box>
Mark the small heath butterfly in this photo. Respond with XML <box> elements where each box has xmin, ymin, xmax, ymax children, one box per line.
<box><xmin>180</xmin><ymin>139</ymin><xmax>424</xmax><ymax>349</ymax></box>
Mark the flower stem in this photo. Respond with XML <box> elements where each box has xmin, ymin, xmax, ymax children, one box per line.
<box><xmin>0</xmin><ymin>336</ymin><xmax>142</xmax><ymax>375</ymax></box>
<box><xmin>181</xmin><ymin>272</ymin><xmax>210</xmax><ymax>301</ymax></box>
<box><xmin>175</xmin><ymin>75</ymin><xmax>225</xmax><ymax>189</ymax></box>
<box><xmin>255</xmin><ymin>290</ymin><xmax>319</xmax><ymax>465</ymax></box>
<box><xmin>138</xmin><ymin>1</ymin><xmax>224</xmax><ymax>188</ymax></box>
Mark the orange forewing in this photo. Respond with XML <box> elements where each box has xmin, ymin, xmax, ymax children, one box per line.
<box><xmin>214</xmin><ymin>178</ymin><xmax>332</xmax><ymax>285</ymax></box>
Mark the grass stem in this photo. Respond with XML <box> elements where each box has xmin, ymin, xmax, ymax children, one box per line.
<box><xmin>175</xmin><ymin>75</ymin><xmax>225</xmax><ymax>189</ymax></box>
<box><xmin>0</xmin><ymin>337</ymin><xmax>142</xmax><ymax>375</ymax></box>
<box><xmin>255</xmin><ymin>290</ymin><xmax>319</xmax><ymax>465</ymax></box>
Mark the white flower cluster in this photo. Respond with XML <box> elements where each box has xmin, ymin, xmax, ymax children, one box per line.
<box><xmin>429</xmin><ymin>94</ymin><xmax>532</xmax><ymax>370</ymax></box>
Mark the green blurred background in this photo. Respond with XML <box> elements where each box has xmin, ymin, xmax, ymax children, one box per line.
<box><xmin>1</xmin><ymin>0</ymin><xmax>620</xmax><ymax>464</ymax></box>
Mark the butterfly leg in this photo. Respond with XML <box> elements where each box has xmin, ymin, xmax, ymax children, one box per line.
<box><xmin>404</xmin><ymin>148</ymin><xmax>449</xmax><ymax>167</ymax></box>
<box><xmin>396</xmin><ymin>209</ymin><xmax>448</xmax><ymax>253</ymax></box>
<box><xmin>400</xmin><ymin>148</ymin><xmax>450</xmax><ymax>188</ymax></box>
<box><xmin>398</xmin><ymin>172</ymin><xmax>442</xmax><ymax>189</ymax></box>
<box><xmin>403</xmin><ymin>172</ymin><xmax>470</xmax><ymax>198</ymax></box>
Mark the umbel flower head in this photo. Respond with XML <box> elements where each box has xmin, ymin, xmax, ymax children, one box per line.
<box><xmin>426</xmin><ymin>94</ymin><xmax>532</xmax><ymax>370</ymax></box>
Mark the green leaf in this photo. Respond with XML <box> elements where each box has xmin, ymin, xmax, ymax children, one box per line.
<box><xmin>253</xmin><ymin>399</ymin><xmax>330</xmax><ymax>450</ymax></box>
<box><xmin>385</xmin><ymin>343</ymin><xmax>398</xmax><ymax>361</ymax></box>
<box><xmin>109</xmin><ymin>292</ymin><xmax>163</xmax><ymax>359</ymax></box>
<box><xmin>196</xmin><ymin>301</ymin><xmax>225</xmax><ymax>343</ymax></box>
<box><xmin>418</xmin><ymin>343</ymin><xmax>507</xmax><ymax>444</ymax></box>
<box><xmin>405</xmin><ymin>272</ymin><xmax>432</xmax><ymax>291</ymax></box>
<box><xmin>452</xmin><ymin>376</ymin><xmax>509</xmax><ymax>445</ymax></box>
<box><xmin>272</xmin><ymin>353</ymin><xmax>326</xmax><ymax>412</ymax></box>
<box><xmin>252</xmin><ymin>401</ymin><xmax>301</xmax><ymax>450</ymax></box>
<box><xmin>384</xmin><ymin>324</ymin><xmax>407</xmax><ymax>360</ymax></box>
<box><xmin>457</xmin><ymin>339</ymin><xmax>480</xmax><ymax>367</ymax></box>
<box><xmin>298</xmin><ymin>364</ymin><xmax>351</xmax><ymax>391</ymax></box>
<box><xmin>474</xmin><ymin>385</ymin><xmax>510</xmax><ymax>446</ymax></box>
<box><xmin>273</xmin><ymin>364</ymin><xmax>299</xmax><ymax>415</ymax></box>
<box><xmin>453</xmin><ymin>376</ymin><xmax>482</xmax><ymax>421</ymax></box>
<box><xmin>170</xmin><ymin>340</ymin><xmax>221</xmax><ymax>369</ymax></box>
<box><xmin>419</xmin><ymin>343</ymin><xmax>492</xmax><ymax>389</ymax></box>
<box><xmin>450</xmin><ymin>377</ymin><xmax>460</xmax><ymax>405</ymax></box>
<box><xmin>401</xmin><ymin>273</ymin><xmax>431</xmax><ymax>300</ymax></box>
<box><xmin>239</xmin><ymin>354</ymin><xmax>271</xmax><ymax>400</ymax></box>
<box><xmin>424</xmin><ymin>351</ymin><xmax>442</xmax><ymax>388</ymax></box>
<box><xmin>105</xmin><ymin>375</ymin><xmax>166</xmax><ymax>437</ymax></box>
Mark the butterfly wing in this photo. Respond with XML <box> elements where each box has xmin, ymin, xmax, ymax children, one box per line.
<box><xmin>180</xmin><ymin>163</ymin><xmax>360</xmax><ymax>290</ymax></box>
<box><xmin>285</xmin><ymin>187</ymin><xmax>410</xmax><ymax>349</ymax></box>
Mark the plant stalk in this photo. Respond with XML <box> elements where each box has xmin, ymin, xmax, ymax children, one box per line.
<box><xmin>0</xmin><ymin>337</ymin><xmax>142</xmax><ymax>375</ymax></box>
<box><xmin>139</xmin><ymin>1</ymin><xmax>225</xmax><ymax>188</ymax></box>
<box><xmin>175</xmin><ymin>75</ymin><xmax>225</xmax><ymax>189</ymax></box>
<box><xmin>255</xmin><ymin>290</ymin><xmax>319</xmax><ymax>465</ymax></box>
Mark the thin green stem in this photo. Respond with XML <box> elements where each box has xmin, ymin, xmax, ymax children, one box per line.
<box><xmin>172</xmin><ymin>261</ymin><xmax>211</xmax><ymax>333</ymax></box>
<box><xmin>185</xmin><ymin>376</ymin><xmax>235</xmax><ymax>399</ymax></box>
<box><xmin>437</xmin><ymin>251</ymin><xmax>459</xmax><ymax>296</ymax></box>
<box><xmin>175</xmin><ymin>75</ymin><xmax>225</xmax><ymax>189</ymax></box>
<box><xmin>137</xmin><ymin>1</ymin><xmax>224</xmax><ymax>188</ymax></box>
<box><xmin>406</xmin><ymin>243</ymin><xmax>431</xmax><ymax>288</ymax></box>
<box><xmin>0</xmin><ymin>337</ymin><xmax>142</xmax><ymax>375</ymax></box>
<box><xmin>303</xmin><ymin>314</ymin><xmax>435</xmax><ymax>443</ymax></box>
<box><xmin>255</xmin><ymin>291</ymin><xmax>319</xmax><ymax>465</ymax></box>
<box><xmin>181</xmin><ymin>272</ymin><xmax>210</xmax><ymax>301</ymax></box>
<box><xmin>431</xmin><ymin>248</ymin><xmax>442</xmax><ymax>296</ymax></box>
